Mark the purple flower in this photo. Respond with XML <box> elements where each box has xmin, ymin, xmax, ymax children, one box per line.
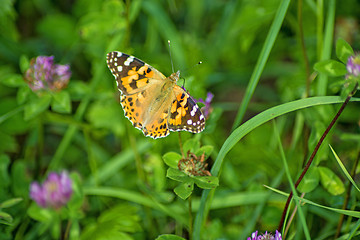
<box><xmin>30</xmin><ymin>171</ymin><xmax>73</xmax><ymax>209</ymax></box>
<box><xmin>196</xmin><ymin>92</ymin><xmax>214</xmax><ymax>119</ymax></box>
<box><xmin>247</xmin><ymin>230</ymin><xmax>282</xmax><ymax>240</ymax></box>
<box><xmin>346</xmin><ymin>54</ymin><xmax>360</xmax><ymax>77</ymax></box>
<box><xmin>25</xmin><ymin>55</ymin><xmax>71</xmax><ymax>92</ymax></box>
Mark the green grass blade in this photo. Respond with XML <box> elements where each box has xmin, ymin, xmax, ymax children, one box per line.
<box><xmin>231</xmin><ymin>0</ymin><xmax>291</xmax><ymax>130</ymax></box>
<box><xmin>84</xmin><ymin>186</ymin><xmax>188</xmax><ymax>226</ymax></box>
<box><xmin>266</xmin><ymin>185</ymin><xmax>360</xmax><ymax>218</ymax></box>
<box><xmin>316</xmin><ymin>0</ymin><xmax>336</xmax><ymax>95</ymax></box>
<box><xmin>329</xmin><ymin>145</ymin><xmax>360</xmax><ymax>192</ymax></box>
<box><xmin>86</xmin><ymin>141</ymin><xmax>152</xmax><ymax>185</ymax></box>
<box><xmin>273</xmin><ymin>120</ymin><xmax>310</xmax><ymax>238</ymax></box>
<box><xmin>347</xmin><ymin>219</ymin><xmax>360</xmax><ymax>240</ymax></box>
<box><xmin>193</xmin><ymin>96</ymin><xmax>360</xmax><ymax>239</ymax></box>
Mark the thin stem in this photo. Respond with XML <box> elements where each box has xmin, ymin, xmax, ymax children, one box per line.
<box><xmin>334</xmin><ymin>151</ymin><xmax>360</xmax><ymax>238</ymax></box>
<box><xmin>283</xmin><ymin>192</ymin><xmax>306</xmax><ymax>239</ymax></box>
<box><xmin>64</xmin><ymin>220</ymin><xmax>71</xmax><ymax>240</ymax></box>
<box><xmin>129</xmin><ymin>130</ymin><xmax>145</xmax><ymax>182</ymax></box>
<box><xmin>178</xmin><ymin>132</ymin><xmax>184</xmax><ymax>157</ymax></box>
<box><xmin>188</xmin><ymin>194</ymin><xmax>193</xmax><ymax>240</ymax></box>
<box><xmin>125</xmin><ymin>0</ymin><xmax>131</xmax><ymax>48</ymax></box>
<box><xmin>297</xmin><ymin>0</ymin><xmax>310</xmax><ymax>97</ymax></box>
<box><xmin>278</xmin><ymin>83</ymin><xmax>358</xmax><ymax>232</ymax></box>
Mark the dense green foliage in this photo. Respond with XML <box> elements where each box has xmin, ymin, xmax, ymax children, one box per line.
<box><xmin>1</xmin><ymin>0</ymin><xmax>360</xmax><ymax>239</ymax></box>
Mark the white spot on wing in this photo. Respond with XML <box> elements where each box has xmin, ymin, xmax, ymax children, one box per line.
<box><xmin>187</xmin><ymin>119</ymin><xmax>192</xmax><ymax>125</ymax></box>
<box><xmin>190</xmin><ymin>105</ymin><xmax>198</xmax><ymax>116</ymax></box>
<box><xmin>124</xmin><ymin>56</ymin><xmax>134</xmax><ymax>66</ymax></box>
<box><xmin>117</xmin><ymin>52</ymin><xmax>122</xmax><ymax>57</ymax></box>
<box><xmin>117</xmin><ymin>66</ymin><xmax>123</xmax><ymax>72</ymax></box>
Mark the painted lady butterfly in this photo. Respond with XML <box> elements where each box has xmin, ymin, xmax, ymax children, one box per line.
<box><xmin>106</xmin><ymin>52</ymin><xmax>205</xmax><ymax>139</ymax></box>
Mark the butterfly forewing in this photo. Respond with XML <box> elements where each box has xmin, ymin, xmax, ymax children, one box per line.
<box><xmin>106</xmin><ymin>52</ymin><xmax>164</xmax><ymax>95</ymax></box>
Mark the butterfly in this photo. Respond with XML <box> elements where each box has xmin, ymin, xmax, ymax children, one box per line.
<box><xmin>106</xmin><ymin>51</ymin><xmax>205</xmax><ymax>139</ymax></box>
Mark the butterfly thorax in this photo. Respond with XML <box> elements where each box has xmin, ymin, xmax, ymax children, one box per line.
<box><xmin>168</xmin><ymin>70</ymin><xmax>180</xmax><ymax>83</ymax></box>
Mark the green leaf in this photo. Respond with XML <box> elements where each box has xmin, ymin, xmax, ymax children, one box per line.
<box><xmin>195</xmin><ymin>145</ymin><xmax>214</xmax><ymax>159</ymax></box>
<box><xmin>16</xmin><ymin>86</ymin><xmax>31</xmax><ymax>104</ymax></box>
<box><xmin>11</xmin><ymin>161</ymin><xmax>30</xmax><ymax>198</ymax></box>
<box><xmin>24</xmin><ymin>94</ymin><xmax>51</xmax><ymax>120</ymax></box>
<box><xmin>163</xmin><ymin>152</ymin><xmax>182</xmax><ymax>169</ymax></box>
<box><xmin>166</xmin><ymin>168</ymin><xmax>190</xmax><ymax>182</ymax></box>
<box><xmin>193</xmin><ymin>176</ymin><xmax>219</xmax><ymax>189</ymax></box>
<box><xmin>51</xmin><ymin>90</ymin><xmax>71</xmax><ymax>114</ymax></box>
<box><xmin>318</xmin><ymin>166</ymin><xmax>345</xmax><ymax>195</ymax></box>
<box><xmin>155</xmin><ymin>234</ymin><xmax>186</xmax><ymax>240</ymax></box>
<box><xmin>183</xmin><ymin>138</ymin><xmax>200</xmax><ymax>154</ymax></box>
<box><xmin>314</xmin><ymin>59</ymin><xmax>347</xmax><ymax>77</ymax></box>
<box><xmin>0</xmin><ymin>74</ymin><xmax>26</xmax><ymax>87</ymax></box>
<box><xmin>67</xmin><ymin>80</ymin><xmax>90</xmax><ymax>100</ymax></box>
<box><xmin>67</xmin><ymin>172</ymin><xmax>84</xmax><ymax>211</ymax></box>
<box><xmin>174</xmin><ymin>181</ymin><xmax>194</xmax><ymax>200</ymax></box>
<box><xmin>297</xmin><ymin>167</ymin><xmax>320</xmax><ymax>193</ymax></box>
<box><xmin>0</xmin><ymin>198</ymin><xmax>22</xmax><ymax>209</ymax></box>
<box><xmin>341</xmin><ymin>79</ymin><xmax>357</xmax><ymax>99</ymax></box>
<box><xmin>27</xmin><ymin>204</ymin><xmax>54</xmax><ymax>222</ymax></box>
<box><xmin>80</xmin><ymin>204</ymin><xmax>141</xmax><ymax>240</ymax></box>
<box><xmin>0</xmin><ymin>155</ymin><xmax>10</xmax><ymax>188</ymax></box>
<box><xmin>336</xmin><ymin>38</ymin><xmax>354</xmax><ymax>64</ymax></box>
<box><xmin>0</xmin><ymin>211</ymin><xmax>13</xmax><ymax>224</ymax></box>
<box><xmin>19</xmin><ymin>55</ymin><xmax>30</xmax><ymax>73</ymax></box>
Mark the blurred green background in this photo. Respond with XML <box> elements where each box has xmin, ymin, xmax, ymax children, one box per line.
<box><xmin>1</xmin><ymin>0</ymin><xmax>360</xmax><ymax>239</ymax></box>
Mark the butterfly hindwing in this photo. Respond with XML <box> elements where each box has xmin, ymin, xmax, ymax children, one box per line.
<box><xmin>168</xmin><ymin>85</ymin><xmax>205</xmax><ymax>133</ymax></box>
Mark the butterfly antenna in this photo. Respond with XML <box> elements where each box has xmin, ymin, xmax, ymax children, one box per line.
<box><xmin>168</xmin><ymin>40</ymin><xmax>175</xmax><ymax>73</ymax></box>
<box><xmin>183</xmin><ymin>61</ymin><xmax>203</xmax><ymax>74</ymax></box>
<box><xmin>181</xmin><ymin>61</ymin><xmax>202</xmax><ymax>88</ymax></box>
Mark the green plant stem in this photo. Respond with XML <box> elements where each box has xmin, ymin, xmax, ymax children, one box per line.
<box><xmin>297</xmin><ymin>0</ymin><xmax>311</xmax><ymax>169</ymax></box>
<box><xmin>317</xmin><ymin>0</ymin><xmax>336</xmax><ymax>96</ymax></box>
<box><xmin>179</xmin><ymin>132</ymin><xmax>184</xmax><ymax>157</ymax></box>
<box><xmin>297</xmin><ymin>0</ymin><xmax>310</xmax><ymax>97</ymax></box>
<box><xmin>64</xmin><ymin>220</ymin><xmax>71</xmax><ymax>240</ymax></box>
<box><xmin>189</xmin><ymin>194</ymin><xmax>193</xmax><ymax>240</ymax></box>
<box><xmin>274</xmin><ymin>121</ymin><xmax>310</xmax><ymax>239</ymax></box>
<box><xmin>334</xmin><ymin>151</ymin><xmax>360</xmax><ymax>239</ymax></box>
<box><xmin>277</xmin><ymin>83</ymin><xmax>358</xmax><ymax>232</ymax></box>
<box><xmin>129</xmin><ymin>130</ymin><xmax>145</xmax><ymax>182</ymax></box>
<box><xmin>283</xmin><ymin>192</ymin><xmax>306</xmax><ymax>239</ymax></box>
<box><xmin>125</xmin><ymin>0</ymin><xmax>131</xmax><ymax>48</ymax></box>
<box><xmin>38</xmin><ymin>117</ymin><xmax>44</xmax><ymax>173</ymax></box>
<box><xmin>316</xmin><ymin>0</ymin><xmax>324</xmax><ymax>59</ymax></box>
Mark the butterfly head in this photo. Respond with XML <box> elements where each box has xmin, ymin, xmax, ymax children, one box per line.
<box><xmin>169</xmin><ymin>70</ymin><xmax>180</xmax><ymax>83</ymax></box>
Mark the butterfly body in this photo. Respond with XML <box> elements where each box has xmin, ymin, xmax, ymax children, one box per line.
<box><xmin>106</xmin><ymin>51</ymin><xmax>205</xmax><ymax>139</ymax></box>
